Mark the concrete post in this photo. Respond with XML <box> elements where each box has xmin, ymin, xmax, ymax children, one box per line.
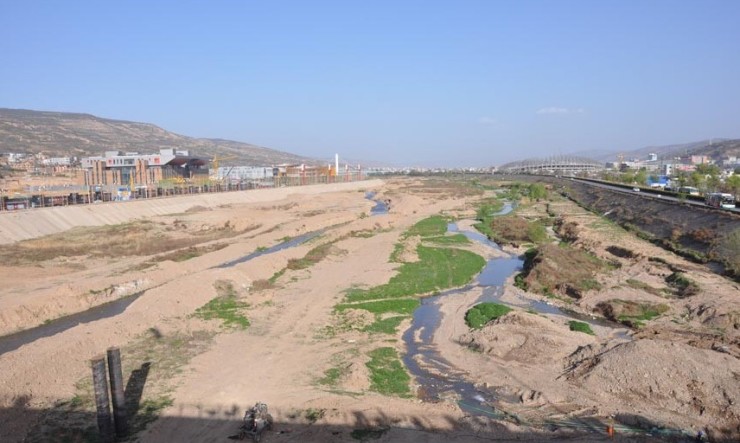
<box><xmin>107</xmin><ymin>347</ymin><xmax>128</xmax><ymax>437</ymax></box>
<box><xmin>91</xmin><ymin>357</ymin><xmax>114</xmax><ymax>443</ymax></box>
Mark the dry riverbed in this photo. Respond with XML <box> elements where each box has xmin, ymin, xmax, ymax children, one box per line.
<box><xmin>0</xmin><ymin>177</ymin><xmax>737</xmax><ymax>442</ymax></box>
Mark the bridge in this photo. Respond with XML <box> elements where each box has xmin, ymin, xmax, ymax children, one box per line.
<box><xmin>498</xmin><ymin>155</ymin><xmax>604</xmax><ymax>175</ymax></box>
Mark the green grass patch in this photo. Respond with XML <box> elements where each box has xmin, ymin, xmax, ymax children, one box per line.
<box><xmin>346</xmin><ymin>246</ymin><xmax>485</xmax><ymax>302</ymax></box>
<box><xmin>389</xmin><ymin>242</ymin><xmax>405</xmax><ymax>263</ymax></box>
<box><xmin>193</xmin><ymin>280</ymin><xmax>249</xmax><ymax>329</ymax></box>
<box><xmin>514</xmin><ymin>272</ymin><xmax>528</xmax><ymax>290</ymax></box>
<box><xmin>476</xmin><ymin>198</ymin><xmax>505</xmax><ymax>219</ymax></box>
<box><xmin>366</xmin><ymin>347</ymin><xmax>411</xmax><ymax>397</ymax></box>
<box><xmin>318</xmin><ymin>367</ymin><xmax>345</xmax><ymax>386</ymax></box>
<box><xmin>619</xmin><ymin>304</ymin><xmax>669</xmax><ymax>322</ymax></box>
<box><xmin>526</xmin><ymin>221</ymin><xmax>548</xmax><ymax>243</ymax></box>
<box><xmin>474</xmin><ymin>198</ymin><xmax>505</xmax><ymax>238</ymax></box>
<box><xmin>287</xmin><ymin>241</ymin><xmax>334</xmax><ymax>270</ymax></box>
<box><xmin>407</xmin><ymin>215</ymin><xmax>448</xmax><ymax>237</ymax></box>
<box><xmin>268</xmin><ymin>268</ymin><xmax>286</xmax><ymax>284</ymax></box>
<box><xmin>597</xmin><ymin>299</ymin><xmax>670</xmax><ymax>328</ymax></box>
<box><xmin>336</xmin><ymin>298</ymin><xmax>420</xmax><ymax>315</ymax></box>
<box><xmin>424</xmin><ymin>234</ymin><xmax>471</xmax><ymax>245</ymax></box>
<box><xmin>568</xmin><ymin>320</ymin><xmax>595</xmax><ymax>335</ymax></box>
<box><xmin>363</xmin><ymin>316</ymin><xmax>407</xmax><ymax>334</ymax></box>
<box><xmin>580</xmin><ymin>278</ymin><xmax>602</xmax><ymax>291</ymax></box>
<box><xmin>465</xmin><ymin>303</ymin><xmax>513</xmax><ymax>329</ymax></box>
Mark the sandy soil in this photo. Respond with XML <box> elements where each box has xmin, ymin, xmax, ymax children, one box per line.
<box><xmin>0</xmin><ymin>178</ymin><xmax>737</xmax><ymax>442</ymax></box>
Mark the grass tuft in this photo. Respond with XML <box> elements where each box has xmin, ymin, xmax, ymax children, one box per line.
<box><xmin>568</xmin><ymin>320</ymin><xmax>595</xmax><ymax>335</ymax></box>
<box><xmin>465</xmin><ymin>303</ymin><xmax>512</xmax><ymax>329</ymax></box>
<box><xmin>193</xmin><ymin>280</ymin><xmax>249</xmax><ymax>329</ymax></box>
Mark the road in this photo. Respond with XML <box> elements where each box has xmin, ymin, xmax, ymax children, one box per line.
<box><xmin>568</xmin><ymin>177</ymin><xmax>740</xmax><ymax>214</ymax></box>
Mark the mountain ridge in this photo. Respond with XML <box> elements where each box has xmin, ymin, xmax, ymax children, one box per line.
<box><xmin>0</xmin><ymin>108</ymin><xmax>318</xmax><ymax>166</ymax></box>
<box><xmin>572</xmin><ymin>139</ymin><xmax>740</xmax><ymax>163</ymax></box>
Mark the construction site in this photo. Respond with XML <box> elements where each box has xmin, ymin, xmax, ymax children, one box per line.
<box><xmin>0</xmin><ymin>150</ymin><xmax>364</xmax><ymax>210</ymax></box>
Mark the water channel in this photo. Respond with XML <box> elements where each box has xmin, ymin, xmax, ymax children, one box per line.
<box><xmin>401</xmin><ymin>203</ymin><xmax>629</xmax><ymax>418</ymax></box>
<box><xmin>216</xmin><ymin>230</ymin><xmax>322</xmax><ymax>268</ymax></box>
<box><xmin>0</xmin><ymin>231</ymin><xmax>324</xmax><ymax>356</ymax></box>
<box><xmin>365</xmin><ymin>191</ymin><xmax>388</xmax><ymax>215</ymax></box>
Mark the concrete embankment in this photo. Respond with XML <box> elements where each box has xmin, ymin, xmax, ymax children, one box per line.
<box><xmin>0</xmin><ymin>180</ymin><xmax>382</xmax><ymax>244</ymax></box>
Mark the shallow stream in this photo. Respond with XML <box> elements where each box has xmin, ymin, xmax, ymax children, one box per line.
<box><xmin>365</xmin><ymin>191</ymin><xmax>388</xmax><ymax>215</ymax></box>
<box><xmin>402</xmin><ymin>204</ymin><xmax>628</xmax><ymax>416</ymax></box>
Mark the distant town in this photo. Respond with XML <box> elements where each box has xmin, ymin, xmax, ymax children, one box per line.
<box><xmin>1</xmin><ymin>145</ymin><xmax>739</xmax><ymax>211</ymax></box>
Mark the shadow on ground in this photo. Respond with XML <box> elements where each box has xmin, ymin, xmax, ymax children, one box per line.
<box><xmin>1</xmin><ymin>397</ymin><xmax>732</xmax><ymax>443</ymax></box>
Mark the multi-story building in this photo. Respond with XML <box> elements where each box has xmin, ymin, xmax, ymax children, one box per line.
<box><xmin>79</xmin><ymin>149</ymin><xmax>208</xmax><ymax>187</ymax></box>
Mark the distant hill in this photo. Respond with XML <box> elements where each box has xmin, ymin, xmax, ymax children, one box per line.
<box><xmin>0</xmin><ymin>108</ymin><xmax>318</xmax><ymax>166</ymax></box>
<box><xmin>598</xmin><ymin>139</ymin><xmax>740</xmax><ymax>162</ymax></box>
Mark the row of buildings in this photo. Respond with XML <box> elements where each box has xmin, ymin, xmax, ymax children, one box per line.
<box><xmin>3</xmin><ymin>149</ymin><xmax>363</xmax><ymax>190</ymax></box>
<box><xmin>611</xmin><ymin>153</ymin><xmax>740</xmax><ymax>175</ymax></box>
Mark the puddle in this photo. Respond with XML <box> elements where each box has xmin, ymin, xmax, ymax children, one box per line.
<box><xmin>216</xmin><ymin>231</ymin><xmax>322</xmax><ymax>268</ymax></box>
<box><xmin>0</xmin><ymin>292</ymin><xmax>144</xmax><ymax>356</ymax></box>
<box><xmin>365</xmin><ymin>191</ymin><xmax>388</xmax><ymax>215</ymax></box>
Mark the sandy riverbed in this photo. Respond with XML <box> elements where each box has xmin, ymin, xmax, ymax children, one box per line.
<box><xmin>0</xmin><ymin>178</ymin><xmax>737</xmax><ymax>442</ymax></box>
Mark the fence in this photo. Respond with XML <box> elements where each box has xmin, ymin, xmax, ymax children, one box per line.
<box><xmin>0</xmin><ymin>172</ymin><xmax>367</xmax><ymax>212</ymax></box>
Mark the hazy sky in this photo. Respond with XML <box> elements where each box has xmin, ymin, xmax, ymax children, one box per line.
<box><xmin>2</xmin><ymin>1</ymin><xmax>739</xmax><ymax>167</ymax></box>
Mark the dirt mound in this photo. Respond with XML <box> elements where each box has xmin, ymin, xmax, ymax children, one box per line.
<box><xmin>566</xmin><ymin>339</ymin><xmax>740</xmax><ymax>437</ymax></box>
<box><xmin>595</xmin><ymin>299</ymin><xmax>670</xmax><ymax>328</ymax></box>
<box><xmin>458</xmin><ymin>311</ymin><xmax>595</xmax><ymax>365</ymax></box>
<box><xmin>520</xmin><ymin>243</ymin><xmax>606</xmax><ymax>299</ymax></box>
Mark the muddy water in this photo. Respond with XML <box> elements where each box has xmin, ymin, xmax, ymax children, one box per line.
<box><xmin>216</xmin><ymin>230</ymin><xmax>322</xmax><ymax>268</ymax></box>
<box><xmin>402</xmin><ymin>213</ymin><xmax>627</xmax><ymax>415</ymax></box>
<box><xmin>0</xmin><ymin>292</ymin><xmax>144</xmax><ymax>356</ymax></box>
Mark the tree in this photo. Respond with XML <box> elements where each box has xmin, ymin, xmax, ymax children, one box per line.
<box><xmin>621</xmin><ymin>171</ymin><xmax>635</xmax><ymax>184</ymax></box>
<box><xmin>675</xmin><ymin>171</ymin><xmax>688</xmax><ymax>189</ymax></box>
<box><xmin>529</xmin><ymin>183</ymin><xmax>548</xmax><ymax>200</ymax></box>
<box><xmin>635</xmin><ymin>169</ymin><xmax>648</xmax><ymax>186</ymax></box>
<box><xmin>695</xmin><ymin>163</ymin><xmax>720</xmax><ymax>176</ymax></box>
<box><xmin>726</xmin><ymin>174</ymin><xmax>740</xmax><ymax>200</ymax></box>
<box><xmin>689</xmin><ymin>171</ymin><xmax>706</xmax><ymax>191</ymax></box>
<box><xmin>706</xmin><ymin>175</ymin><xmax>721</xmax><ymax>193</ymax></box>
